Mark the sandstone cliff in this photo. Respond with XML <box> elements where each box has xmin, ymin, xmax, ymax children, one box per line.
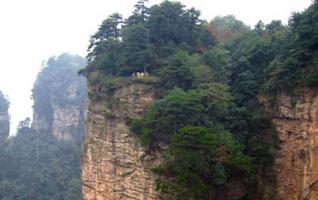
<box><xmin>32</xmin><ymin>53</ymin><xmax>87</xmax><ymax>142</ymax></box>
<box><xmin>0</xmin><ymin>91</ymin><xmax>9</xmax><ymax>143</ymax></box>
<box><xmin>260</xmin><ymin>88</ymin><xmax>318</xmax><ymax>200</ymax></box>
<box><xmin>82</xmin><ymin>83</ymin><xmax>162</xmax><ymax>200</ymax></box>
<box><xmin>82</xmin><ymin>84</ymin><xmax>318</xmax><ymax>200</ymax></box>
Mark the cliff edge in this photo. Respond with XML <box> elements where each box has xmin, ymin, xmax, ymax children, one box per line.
<box><xmin>82</xmin><ymin>82</ymin><xmax>162</xmax><ymax>200</ymax></box>
<box><xmin>260</xmin><ymin>88</ymin><xmax>318</xmax><ymax>200</ymax></box>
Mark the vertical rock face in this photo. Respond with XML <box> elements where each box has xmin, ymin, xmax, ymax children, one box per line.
<box><xmin>261</xmin><ymin>88</ymin><xmax>318</xmax><ymax>200</ymax></box>
<box><xmin>82</xmin><ymin>83</ymin><xmax>162</xmax><ymax>200</ymax></box>
<box><xmin>32</xmin><ymin>53</ymin><xmax>87</xmax><ymax>142</ymax></box>
<box><xmin>0</xmin><ymin>92</ymin><xmax>9</xmax><ymax>143</ymax></box>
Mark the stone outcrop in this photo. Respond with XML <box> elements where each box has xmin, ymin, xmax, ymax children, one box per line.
<box><xmin>0</xmin><ymin>92</ymin><xmax>9</xmax><ymax>143</ymax></box>
<box><xmin>82</xmin><ymin>83</ymin><xmax>162</xmax><ymax>200</ymax></box>
<box><xmin>81</xmin><ymin>82</ymin><xmax>318</xmax><ymax>200</ymax></box>
<box><xmin>32</xmin><ymin>53</ymin><xmax>87</xmax><ymax>142</ymax></box>
<box><xmin>260</xmin><ymin>88</ymin><xmax>318</xmax><ymax>200</ymax></box>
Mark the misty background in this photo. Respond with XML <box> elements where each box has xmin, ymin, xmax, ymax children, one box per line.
<box><xmin>0</xmin><ymin>0</ymin><xmax>311</xmax><ymax>135</ymax></box>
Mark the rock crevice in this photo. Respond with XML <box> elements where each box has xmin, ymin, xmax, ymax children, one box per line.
<box><xmin>82</xmin><ymin>83</ymin><xmax>162</xmax><ymax>200</ymax></box>
<box><xmin>261</xmin><ymin>88</ymin><xmax>318</xmax><ymax>200</ymax></box>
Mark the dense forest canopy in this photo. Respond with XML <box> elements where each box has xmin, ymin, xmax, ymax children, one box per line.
<box><xmin>0</xmin><ymin>54</ymin><xmax>85</xmax><ymax>200</ymax></box>
<box><xmin>82</xmin><ymin>0</ymin><xmax>318</xmax><ymax>199</ymax></box>
<box><xmin>0</xmin><ymin>123</ymin><xmax>82</xmax><ymax>200</ymax></box>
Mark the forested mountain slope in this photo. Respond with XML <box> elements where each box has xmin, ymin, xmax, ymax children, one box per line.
<box><xmin>78</xmin><ymin>0</ymin><xmax>318</xmax><ymax>199</ymax></box>
<box><xmin>0</xmin><ymin>54</ymin><xmax>87</xmax><ymax>200</ymax></box>
<box><xmin>33</xmin><ymin>53</ymin><xmax>87</xmax><ymax>143</ymax></box>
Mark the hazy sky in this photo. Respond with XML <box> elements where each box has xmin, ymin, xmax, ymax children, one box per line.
<box><xmin>0</xmin><ymin>0</ymin><xmax>312</xmax><ymax>135</ymax></box>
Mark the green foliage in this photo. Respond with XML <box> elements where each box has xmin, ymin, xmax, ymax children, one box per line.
<box><xmin>122</xmin><ymin>24</ymin><xmax>153</xmax><ymax>73</ymax></box>
<box><xmin>157</xmin><ymin>51</ymin><xmax>195</xmax><ymax>90</ymax></box>
<box><xmin>88</xmin><ymin>13</ymin><xmax>123</xmax><ymax>51</ymax></box>
<box><xmin>84</xmin><ymin>0</ymin><xmax>214</xmax><ymax>77</ymax></box>
<box><xmin>84</xmin><ymin>0</ymin><xmax>318</xmax><ymax>93</ymax></box>
<box><xmin>148</xmin><ymin>1</ymin><xmax>201</xmax><ymax>47</ymax></box>
<box><xmin>0</xmin><ymin>122</ymin><xmax>82</xmax><ymax>200</ymax></box>
<box><xmin>84</xmin><ymin>0</ymin><xmax>318</xmax><ymax>199</ymax></box>
<box><xmin>153</xmin><ymin>126</ymin><xmax>251</xmax><ymax>199</ymax></box>
<box><xmin>262</xmin><ymin>1</ymin><xmax>318</xmax><ymax>90</ymax></box>
<box><xmin>129</xmin><ymin>84</ymin><xmax>232</xmax><ymax>149</ymax></box>
<box><xmin>156</xmin><ymin>51</ymin><xmax>216</xmax><ymax>90</ymax></box>
<box><xmin>87</xmin><ymin>39</ymin><xmax>123</xmax><ymax>75</ymax></box>
<box><xmin>127</xmin><ymin>0</ymin><xmax>149</xmax><ymax>25</ymax></box>
<box><xmin>33</xmin><ymin>53</ymin><xmax>87</xmax><ymax>143</ymax></box>
<box><xmin>87</xmin><ymin>73</ymin><xmax>159</xmax><ymax>102</ymax></box>
<box><xmin>190</xmin><ymin>64</ymin><xmax>214</xmax><ymax>87</ymax></box>
<box><xmin>0</xmin><ymin>54</ymin><xmax>86</xmax><ymax>199</ymax></box>
<box><xmin>291</xmin><ymin>2</ymin><xmax>318</xmax><ymax>53</ymax></box>
<box><xmin>210</xmin><ymin>15</ymin><xmax>250</xmax><ymax>42</ymax></box>
<box><xmin>202</xmin><ymin>46</ymin><xmax>231</xmax><ymax>84</ymax></box>
<box><xmin>34</xmin><ymin>53</ymin><xmax>87</xmax><ymax>109</ymax></box>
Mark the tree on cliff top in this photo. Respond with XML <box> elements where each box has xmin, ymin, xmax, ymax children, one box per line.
<box><xmin>84</xmin><ymin>0</ymin><xmax>214</xmax><ymax>77</ymax></box>
<box><xmin>83</xmin><ymin>0</ymin><xmax>318</xmax><ymax>199</ymax></box>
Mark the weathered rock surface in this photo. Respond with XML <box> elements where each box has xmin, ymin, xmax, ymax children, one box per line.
<box><xmin>82</xmin><ymin>83</ymin><xmax>162</xmax><ymax>200</ymax></box>
<box><xmin>0</xmin><ymin>92</ymin><xmax>9</xmax><ymax>143</ymax></box>
<box><xmin>260</xmin><ymin>88</ymin><xmax>318</xmax><ymax>200</ymax></box>
<box><xmin>32</xmin><ymin>53</ymin><xmax>87</xmax><ymax>142</ymax></box>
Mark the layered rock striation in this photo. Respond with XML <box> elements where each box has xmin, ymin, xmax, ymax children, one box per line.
<box><xmin>82</xmin><ymin>83</ymin><xmax>162</xmax><ymax>200</ymax></box>
<box><xmin>260</xmin><ymin>88</ymin><xmax>318</xmax><ymax>200</ymax></box>
<box><xmin>32</xmin><ymin>53</ymin><xmax>87</xmax><ymax>142</ymax></box>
